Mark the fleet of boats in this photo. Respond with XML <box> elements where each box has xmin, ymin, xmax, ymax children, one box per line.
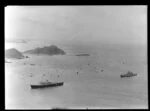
<box><xmin>30</xmin><ymin>70</ymin><xmax>137</xmax><ymax>89</ymax></box>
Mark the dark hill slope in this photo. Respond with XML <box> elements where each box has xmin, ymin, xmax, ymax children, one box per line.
<box><xmin>5</xmin><ymin>48</ymin><xmax>24</xmax><ymax>59</ymax></box>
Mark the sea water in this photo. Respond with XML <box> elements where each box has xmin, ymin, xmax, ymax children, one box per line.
<box><xmin>5</xmin><ymin>40</ymin><xmax>147</xmax><ymax>109</ymax></box>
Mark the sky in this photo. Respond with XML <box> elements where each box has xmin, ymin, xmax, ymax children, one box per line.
<box><xmin>5</xmin><ymin>6</ymin><xmax>147</xmax><ymax>45</ymax></box>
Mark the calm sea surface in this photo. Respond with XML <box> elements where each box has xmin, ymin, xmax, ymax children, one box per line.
<box><xmin>5</xmin><ymin>40</ymin><xmax>147</xmax><ymax>109</ymax></box>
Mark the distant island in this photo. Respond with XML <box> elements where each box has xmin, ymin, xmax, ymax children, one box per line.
<box><xmin>76</xmin><ymin>54</ymin><xmax>90</xmax><ymax>56</ymax></box>
<box><xmin>5</xmin><ymin>39</ymin><xmax>29</xmax><ymax>44</ymax></box>
<box><xmin>14</xmin><ymin>40</ymin><xmax>28</xmax><ymax>44</ymax></box>
<box><xmin>5</xmin><ymin>48</ymin><xmax>25</xmax><ymax>59</ymax></box>
<box><xmin>5</xmin><ymin>60</ymin><xmax>12</xmax><ymax>63</ymax></box>
<box><xmin>23</xmin><ymin>45</ymin><xmax>66</xmax><ymax>56</ymax></box>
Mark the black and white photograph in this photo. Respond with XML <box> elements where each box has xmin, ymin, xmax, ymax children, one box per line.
<box><xmin>5</xmin><ymin>6</ymin><xmax>147</xmax><ymax>109</ymax></box>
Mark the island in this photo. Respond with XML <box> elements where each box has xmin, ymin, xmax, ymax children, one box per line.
<box><xmin>23</xmin><ymin>45</ymin><xmax>66</xmax><ymax>56</ymax></box>
<box><xmin>76</xmin><ymin>54</ymin><xmax>90</xmax><ymax>56</ymax></box>
<box><xmin>5</xmin><ymin>48</ymin><xmax>25</xmax><ymax>59</ymax></box>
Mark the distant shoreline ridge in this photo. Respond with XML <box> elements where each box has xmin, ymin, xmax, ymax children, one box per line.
<box><xmin>23</xmin><ymin>45</ymin><xmax>66</xmax><ymax>56</ymax></box>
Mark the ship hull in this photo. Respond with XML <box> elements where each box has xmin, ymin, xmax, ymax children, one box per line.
<box><xmin>31</xmin><ymin>82</ymin><xmax>64</xmax><ymax>89</ymax></box>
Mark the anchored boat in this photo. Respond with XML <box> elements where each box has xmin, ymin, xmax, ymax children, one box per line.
<box><xmin>31</xmin><ymin>81</ymin><xmax>64</xmax><ymax>89</ymax></box>
<box><xmin>120</xmin><ymin>71</ymin><xmax>137</xmax><ymax>78</ymax></box>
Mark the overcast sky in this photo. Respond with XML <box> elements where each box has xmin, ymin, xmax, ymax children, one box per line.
<box><xmin>5</xmin><ymin>6</ymin><xmax>147</xmax><ymax>45</ymax></box>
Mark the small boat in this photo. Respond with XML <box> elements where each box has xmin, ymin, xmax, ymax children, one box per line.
<box><xmin>31</xmin><ymin>82</ymin><xmax>64</xmax><ymax>89</ymax></box>
<box><xmin>120</xmin><ymin>71</ymin><xmax>137</xmax><ymax>78</ymax></box>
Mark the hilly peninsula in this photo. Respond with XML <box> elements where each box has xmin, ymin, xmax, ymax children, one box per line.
<box><xmin>5</xmin><ymin>48</ymin><xmax>25</xmax><ymax>59</ymax></box>
<box><xmin>23</xmin><ymin>45</ymin><xmax>66</xmax><ymax>55</ymax></box>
